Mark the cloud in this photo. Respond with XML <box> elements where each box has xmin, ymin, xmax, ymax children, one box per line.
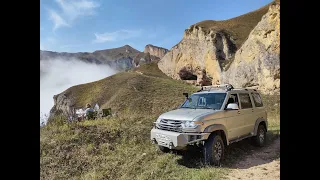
<box><xmin>48</xmin><ymin>0</ymin><xmax>99</xmax><ymax>31</ymax></box>
<box><xmin>49</xmin><ymin>9</ymin><xmax>70</xmax><ymax>31</ymax></box>
<box><xmin>40</xmin><ymin>58</ymin><xmax>117</xmax><ymax>124</ymax></box>
<box><xmin>56</xmin><ymin>0</ymin><xmax>99</xmax><ymax>20</ymax></box>
<box><xmin>93</xmin><ymin>29</ymin><xmax>142</xmax><ymax>43</ymax></box>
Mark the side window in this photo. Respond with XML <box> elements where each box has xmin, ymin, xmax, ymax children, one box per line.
<box><xmin>252</xmin><ymin>93</ymin><xmax>263</xmax><ymax>107</ymax></box>
<box><xmin>225</xmin><ymin>94</ymin><xmax>239</xmax><ymax>108</ymax></box>
<box><xmin>239</xmin><ymin>93</ymin><xmax>253</xmax><ymax>109</ymax></box>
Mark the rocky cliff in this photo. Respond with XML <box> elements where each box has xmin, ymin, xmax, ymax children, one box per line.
<box><xmin>158</xmin><ymin>1</ymin><xmax>279</xmax><ymax>94</ymax></box>
<box><xmin>144</xmin><ymin>44</ymin><xmax>168</xmax><ymax>59</ymax></box>
<box><xmin>222</xmin><ymin>2</ymin><xmax>280</xmax><ymax>94</ymax></box>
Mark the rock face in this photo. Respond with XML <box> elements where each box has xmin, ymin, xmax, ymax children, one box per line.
<box><xmin>49</xmin><ymin>93</ymin><xmax>76</xmax><ymax>120</ymax></box>
<box><xmin>158</xmin><ymin>25</ymin><xmax>237</xmax><ymax>86</ymax></box>
<box><xmin>133</xmin><ymin>52</ymin><xmax>153</xmax><ymax>67</ymax></box>
<box><xmin>158</xmin><ymin>1</ymin><xmax>280</xmax><ymax>94</ymax></box>
<box><xmin>222</xmin><ymin>3</ymin><xmax>280</xmax><ymax>94</ymax></box>
<box><xmin>144</xmin><ymin>44</ymin><xmax>169</xmax><ymax>59</ymax></box>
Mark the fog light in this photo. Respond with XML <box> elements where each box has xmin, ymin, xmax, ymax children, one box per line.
<box><xmin>169</xmin><ymin>142</ymin><xmax>174</xmax><ymax>149</ymax></box>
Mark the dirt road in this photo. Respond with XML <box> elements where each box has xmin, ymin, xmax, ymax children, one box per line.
<box><xmin>225</xmin><ymin>138</ymin><xmax>280</xmax><ymax>180</ymax></box>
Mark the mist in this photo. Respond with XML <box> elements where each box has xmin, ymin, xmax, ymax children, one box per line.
<box><xmin>40</xmin><ymin>58</ymin><xmax>117</xmax><ymax>125</ymax></box>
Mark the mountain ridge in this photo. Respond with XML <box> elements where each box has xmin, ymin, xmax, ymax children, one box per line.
<box><xmin>40</xmin><ymin>44</ymin><xmax>166</xmax><ymax>71</ymax></box>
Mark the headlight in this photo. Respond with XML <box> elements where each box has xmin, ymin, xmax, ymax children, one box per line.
<box><xmin>181</xmin><ymin>121</ymin><xmax>198</xmax><ymax>128</ymax></box>
<box><xmin>155</xmin><ymin>118</ymin><xmax>162</xmax><ymax>128</ymax></box>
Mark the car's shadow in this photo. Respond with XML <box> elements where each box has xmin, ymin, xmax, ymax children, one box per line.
<box><xmin>174</xmin><ymin>130</ymin><xmax>280</xmax><ymax>169</ymax></box>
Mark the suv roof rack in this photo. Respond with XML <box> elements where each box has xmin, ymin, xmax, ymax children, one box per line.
<box><xmin>233</xmin><ymin>87</ymin><xmax>258</xmax><ymax>92</ymax></box>
<box><xmin>200</xmin><ymin>84</ymin><xmax>234</xmax><ymax>92</ymax></box>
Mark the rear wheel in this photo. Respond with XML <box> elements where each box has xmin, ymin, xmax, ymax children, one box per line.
<box><xmin>253</xmin><ymin>124</ymin><xmax>267</xmax><ymax>147</ymax></box>
<box><xmin>158</xmin><ymin>145</ymin><xmax>170</xmax><ymax>153</ymax></box>
<box><xmin>203</xmin><ymin>133</ymin><xmax>225</xmax><ymax>166</ymax></box>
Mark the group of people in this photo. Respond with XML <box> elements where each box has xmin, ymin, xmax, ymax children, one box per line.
<box><xmin>76</xmin><ymin>103</ymin><xmax>95</xmax><ymax>121</ymax></box>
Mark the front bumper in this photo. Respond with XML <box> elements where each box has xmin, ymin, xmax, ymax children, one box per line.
<box><xmin>150</xmin><ymin>128</ymin><xmax>210</xmax><ymax>149</ymax></box>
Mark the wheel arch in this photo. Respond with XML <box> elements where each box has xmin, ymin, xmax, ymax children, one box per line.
<box><xmin>204</xmin><ymin>124</ymin><xmax>229</xmax><ymax>145</ymax></box>
<box><xmin>253</xmin><ymin>118</ymin><xmax>268</xmax><ymax>136</ymax></box>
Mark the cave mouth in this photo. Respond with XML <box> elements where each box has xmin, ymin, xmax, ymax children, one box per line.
<box><xmin>178</xmin><ymin>67</ymin><xmax>197</xmax><ymax>80</ymax></box>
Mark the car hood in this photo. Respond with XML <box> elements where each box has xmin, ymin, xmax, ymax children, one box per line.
<box><xmin>158</xmin><ymin>108</ymin><xmax>217</xmax><ymax>121</ymax></box>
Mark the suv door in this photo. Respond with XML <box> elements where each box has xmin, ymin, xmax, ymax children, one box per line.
<box><xmin>250</xmin><ymin>92</ymin><xmax>267</xmax><ymax>132</ymax></box>
<box><xmin>224</xmin><ymin>93</ymin><xmax>245</xmax><ymax>140</ymax></box>
<box><xmin>238</xmin><ymin>92</ymin><xmax>256</xmax><ymax>136</ymax></box>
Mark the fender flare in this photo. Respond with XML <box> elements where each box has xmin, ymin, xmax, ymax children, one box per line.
<box><xmin>253</xmin><ymin>118</ymin><xmax>268</xmax><ymax>136</ymax></box>
<box><xmin>203</xmin><ymin>124</ymin><xmax>229</xmax><ymax>145</ymax></box>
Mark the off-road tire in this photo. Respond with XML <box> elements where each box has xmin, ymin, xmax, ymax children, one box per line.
<box><xmin>203</xmin><ymin>133</ymin><xmax>225</xmax><ymax>166</ymax></box>
<box><xmin>158</xmin><ymin>145</ymin><xmax>170</xmax><ymax>153</ymax></box>
<box><xmin>253</xmin><ymin>124</ymin><xmax>267</xmax><ymax>147</ymax></box>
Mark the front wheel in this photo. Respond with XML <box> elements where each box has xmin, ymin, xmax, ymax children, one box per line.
<box><xmin>253</xmin><ymin>124</ymin><xmax>267</xmax><ymax>147</ymax></box>
<box><xmin>203</xmin><ymin>133</ymin><xmax>225</xmax><ymax>166</ymax></box>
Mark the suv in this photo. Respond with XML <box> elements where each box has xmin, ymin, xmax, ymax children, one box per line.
<box><xmin>150</xmin><ymin>84</ymin><xmax>267</xmax><ymax>166</ymax></box>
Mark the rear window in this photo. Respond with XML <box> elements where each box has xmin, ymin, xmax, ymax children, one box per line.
<box><xmin>239</xmin><ymin>93</ymin><xmax>253</xmax><ymax>109</ymax></box>
<box><xmin>252</xmin><ymin>93</ymin><xmax>263</xmax><ymax>107</ymax></box>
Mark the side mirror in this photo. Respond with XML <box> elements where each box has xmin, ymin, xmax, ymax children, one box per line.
<box><xmin>183</xmin><ymin>93</ymin><xmax>188</xmax><ymax>98</ymax></box>
<box><xmin>225</xmin><ymin>103</ymin><xmax>239</xmax><ymax>110</ymax></box>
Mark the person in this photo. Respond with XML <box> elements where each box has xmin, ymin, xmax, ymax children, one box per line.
<box><xmin>84</xmin><ymin>103</ymin><xmax>94</xmax><ymax>118</ymax></box>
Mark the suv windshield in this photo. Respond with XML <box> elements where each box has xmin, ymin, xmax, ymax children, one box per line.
<box><xmin>180</xmin><ymin>93</ymin><xmax>227</xmax><ymax>110</ymax></box>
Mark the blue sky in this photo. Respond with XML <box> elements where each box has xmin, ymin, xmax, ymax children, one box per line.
<box><xmin>40</xmin><ymin>0</ymin><xmax>272</xmax><ymax>53</ymax></box>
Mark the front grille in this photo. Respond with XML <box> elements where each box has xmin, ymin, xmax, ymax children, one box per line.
<box><xmin>157</xmin><ymin>119</ymin><xmax>182</xmax><ymax>132</ymax></box>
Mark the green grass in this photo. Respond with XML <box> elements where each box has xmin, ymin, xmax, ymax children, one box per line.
<box><xmin>261</xmin><ymin>94</ymin><xmax>280</xmax><ymax>132</ymax></box>
<box><xmin>41</xmin><ymin>117</ymin><xmax>228</xmax><ymax>180</ymax></box>
<box><xmin>41</xmin><ymin>62</ymin><xmax>280</xmax><ymax>180</ymax></box>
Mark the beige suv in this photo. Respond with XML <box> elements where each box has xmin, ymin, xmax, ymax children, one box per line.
<box><xmin>150</xmin><ymin>84</ymin><xmax>268</xmax><ymax>166</ymax></box>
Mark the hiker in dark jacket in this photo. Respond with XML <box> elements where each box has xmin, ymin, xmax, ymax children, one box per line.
<box><xmin>84</xmin><ymin>103</ymin><xmax>94</xmax><ymax>118</ymax></box>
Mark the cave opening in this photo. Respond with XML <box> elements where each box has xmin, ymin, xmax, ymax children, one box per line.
<box><xmin>178</xmin><ymin>67</ymin><xmax>197</xmax><ymax>80</ymax></box>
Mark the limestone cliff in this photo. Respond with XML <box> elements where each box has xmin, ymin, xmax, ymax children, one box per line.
<box><xmin>222</xmin><ymin>2</ymin><xmax>280</xmax><ymax>94</ymax></box>
<box><xmin>158</xmin><ymin>27</ymin><xmax>237</xmax><ymax>86</ymax></box>
<box><xmin>144</xmin><ymin>44</ymin><xmax>169</xmax><ymax>59</ymax></box>
<box><xmin>158</xmin><ymin>1</ymin><xmax>279</xmax><ymax>94</ymax></box>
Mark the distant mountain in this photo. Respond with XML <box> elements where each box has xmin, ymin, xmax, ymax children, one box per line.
<box><xmin>40</xmin><ymin>44</ymin><xmax>164</xmax><ymax>71</ymax></box>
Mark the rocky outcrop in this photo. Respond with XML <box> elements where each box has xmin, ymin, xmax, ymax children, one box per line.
<box><xmin>158</xmin><ymin>1</ymin><xmax>280</xmax><ymax>94</ymax></box>
<box><xmin>49</xmin><ymin>93</ymin><xmax>76</xmax><ymax>120</ymax></box>
<box><xmin>132</xmin><ymin>52</ymin><xmax>161</xmax><ymax>67</ymax></box>
<box><xmin>222</xmin><ymin>3</ymin><xmax>280</xmax><ymax>94</ymax></box>
<box><xmin>158</xmin><ymin>25</ymin><xmax>236</xmax><ymax>85</ymax></box>
<box><xmin>144</xmin><ymin>44</ymin><xmax>169</xmax><ymax>59</ymax></box>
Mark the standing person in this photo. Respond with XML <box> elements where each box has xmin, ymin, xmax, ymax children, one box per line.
<box><xmin>84</xmin><ymin>103</ymin><xmax>94</xmax><ymax>119</ymax></box>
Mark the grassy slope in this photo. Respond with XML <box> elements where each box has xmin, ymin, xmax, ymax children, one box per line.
<box><xmin>41</xmin><ymin>62</ymin><xmax>280</xmax><ymax>180</ymax></box>
<box><xmin>61</xmin><ymin>62</ymin><xmax>197</xmax><ymax>119</ymax></box>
